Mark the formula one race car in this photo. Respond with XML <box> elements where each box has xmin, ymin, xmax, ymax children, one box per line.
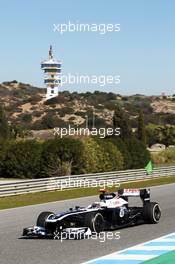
<box><xmin>23</xmin><ymin>188</ymin><xmax>161</xmax><ymax>239</ymax></box>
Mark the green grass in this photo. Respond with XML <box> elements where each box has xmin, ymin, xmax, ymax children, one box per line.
<box><xmin>0</xmin><ymin>176</ymin><xmax>175</xmax><ymax>210</ymax></box>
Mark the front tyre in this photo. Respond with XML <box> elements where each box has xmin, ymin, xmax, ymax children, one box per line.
<box><xmin>85</xmin><ymin>212</ymin><xmax>104</xmax><ymax>233</ymax></box>
<box><xmin>36</xmin><ymin>211</ymin><xmax>54</xmax><ymax>228</ymax></box>
<box><xmin>143</xmin><ymin>202</ymin><xmax>161</xmax><ymax>224</ymax></box>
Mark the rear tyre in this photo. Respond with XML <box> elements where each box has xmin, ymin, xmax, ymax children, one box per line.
<box><xmin>84</xmin><ymin>213</ymin><xmax>104</xmax><ymax>233</ymax></box>
<box><xmin>36</xmin><ymin>211</ymin><xmax>54</xmax><ymax>227</ymax></box>
<box><xmin>143</xmin><ymin>202</ymin><xmax>161</xmax><ymax>224</ymax></box>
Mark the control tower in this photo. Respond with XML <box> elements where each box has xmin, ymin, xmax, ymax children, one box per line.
<box><xmin>41</xmin><ymin>46</ymin><xmax>61</xmax><ymax>100</ymax></box>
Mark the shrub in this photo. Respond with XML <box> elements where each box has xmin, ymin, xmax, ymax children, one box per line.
<box><xmin>21</xmin><ymin>113</ymin><xmax>32</xmax><ymax>123</ymax></box>
<box><xmin>41</xmin><ymin>114</ymin><xmax>68</xmax><ymax>129</ymax></box>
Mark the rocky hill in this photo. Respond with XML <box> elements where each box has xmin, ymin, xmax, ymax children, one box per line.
<box><xmin>0</xmin><ymin>81</ymin><xmax>175</xmax><ymax>130</ymax></box>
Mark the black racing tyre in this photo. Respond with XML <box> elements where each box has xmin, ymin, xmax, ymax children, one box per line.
<box><xmin>143</xmin><ymin>202</ymin><xmax>161</xmax><ymax>224</ymax></box>
<box><xmin>36</xmin><ymin>211</ymin><xmax>54</xmax><ymax>227</ymax></box>
<box><xmin>84</xmin><ymin>212</ymin><xmax>104</xmax><ymax>233</ymax></box>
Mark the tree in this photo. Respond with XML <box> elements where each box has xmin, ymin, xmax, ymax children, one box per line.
<box><xmin>97</xmin><ymin>139</ymin><xmax>124</xmax><ymax>171</ymax></box>
<box><xmin>0</xmin><ymin>105</ymin><xmax>9</xmax><ymax>139</ymax></box>
<box><xmin>113</xmin><ymin>105</ymin><xmax>132</xmax><ymax>139</ymax></box>
<box><xmin>0</xmin><ymin>140</ymin><xmax>9</xmax><ymax>177</ymax></box>
<box><xmin>40</xmin><ymin>137</ymin><xmax>85</xmax><ymax>177</ymax></box>
<box><xmin>106</xmin><ymin>137</ymin><xmax>132</xmax><ymax>169</ymax></box>
<box><xmin>82</xmin><ymin>137</ymin><xmax>123</xmax><ymax>173</ymax></box>
<box><xmin>4</xmin><ymin>140</ymin><xmax>42</xmax><ymax>178</ymax></box>
<box><xmin>125</xmin><ymin>137</ymin><xmax>151</xmax><ymax>169</ymax></box>
<box><xmin>137</xmin><ymin>110</ymin><xmax>146</xmax><ymax>145</ymax></box>
<box><xmin>146</xmin><ymin>124</ymin><xmax>175</xmax><ymax>146</ymax></box>
<box><xmin>74</xmin><ymin>137</ymin><xmax>103</xmax><ymax>174</ymax></box>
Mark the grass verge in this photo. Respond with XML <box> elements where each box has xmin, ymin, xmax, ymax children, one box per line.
<box><xmin>0</xmin><ymin>176</ymin><xmax>175</xmax><ymax>210</ymax></box>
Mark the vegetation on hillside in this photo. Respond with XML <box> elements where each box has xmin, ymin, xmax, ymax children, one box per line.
<box><xmin>0</xmin><ymin>101</ymin><xmax>152</xmax><ymax>178</ymax></box>
<box><xmin>1</xmin><ymin>81</ymin><xmax>175</xmax><ymax>131</ymax></box>
<box><xmin>152</xmin><ymin>148</ymin><xmax>175</xmax><ymax>165</ymax></box>
<box><xmin>0</xmin><ymin>81</ymin><xmax>174</xmax><ymax>178</ymax></box>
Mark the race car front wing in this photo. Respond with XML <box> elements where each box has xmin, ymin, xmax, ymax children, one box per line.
<box><xmin>22</xmin><ymin>226</ymin><xmax>92</xmax><ymax>239</ymax></box>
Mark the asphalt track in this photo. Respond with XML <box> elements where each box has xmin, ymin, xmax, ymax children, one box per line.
<box><xmin>0</xmin><ymin>184</ymin><xmax>175</xmax><ymax>264</ymax></box>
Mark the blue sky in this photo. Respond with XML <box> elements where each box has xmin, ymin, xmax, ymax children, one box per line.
<box><xmin>0</xmin><ymin>0</ymin><xmax>175</xmax><ymax>95</ymax></box>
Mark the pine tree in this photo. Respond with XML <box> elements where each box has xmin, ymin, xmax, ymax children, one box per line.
<box><xmin>0</xmin><ymin>105</ymin><xmax>9</xmax><ymax>139</ymax></box>
<box><xmin>113</xmin><ymin>105</ymin><xmax>132</xmax><ymax>139</ymax></box>
<box><xmin>137</xmin><ymin>110</ymin><xmax>146</xmax><ymax>145</ymax></box>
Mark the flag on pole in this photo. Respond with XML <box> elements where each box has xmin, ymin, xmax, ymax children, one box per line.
<box><xmin>145</xmin><ymin>160</ymin><xmax>153</xmax><ymax>175</ymax></box>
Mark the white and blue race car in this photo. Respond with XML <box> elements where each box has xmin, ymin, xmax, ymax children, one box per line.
<box><xmin>23</xmin><ymin>188</ymin><xmax>161</xmax><ymax>239</ymax></box>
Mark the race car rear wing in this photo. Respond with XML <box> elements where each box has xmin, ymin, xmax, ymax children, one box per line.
<box><xmin>118</xmin><ymin>188</ymin><xmax>150</xmax><ymax>204</ymax></box>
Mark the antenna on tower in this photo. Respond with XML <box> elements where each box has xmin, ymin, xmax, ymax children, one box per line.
<box><xmin>49</xmin><ymin>45</ymin><xmax>53</xmax><ymax>59</ymax></box>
